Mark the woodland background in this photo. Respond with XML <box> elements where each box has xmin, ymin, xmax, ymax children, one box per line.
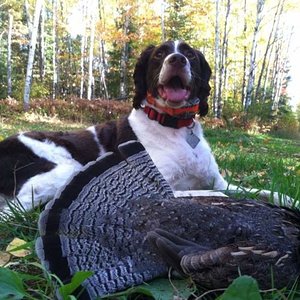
<box><xmin>0</xmin><ymin>0</ymin><xmax>300</xmax><ymax>138</ymax></box>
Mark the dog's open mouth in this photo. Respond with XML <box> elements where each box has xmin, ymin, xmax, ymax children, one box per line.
<box><xmin>158</xmin><ymin>76</ymin><xmax>191</xmax><ymax>103</ymax></box>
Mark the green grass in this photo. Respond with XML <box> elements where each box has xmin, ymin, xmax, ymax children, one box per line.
<box><xmin>0</xmin><ymin>115</ymin><xmax>299</xmax><ymax>299</ymax></box>
<box><xmin>205</xmin><ymin>128</ymin><xmax>299</xmax><ymax>203</ymax></box>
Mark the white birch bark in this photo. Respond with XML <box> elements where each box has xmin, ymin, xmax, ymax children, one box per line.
<box><xmin>213</xmin><ymin>0</ymin><xmax>220</xmax><ymax>118</ymax></box>
<box><xmin>241</xmin><ymin>0</ymin><xmax>247</xmax><ymax>107</ymax></box>
<box><xmin>38</xmin><ymin>2</ymin><xmax>45</xmax><ymax>81</ymax></box>
<box><xmin>87</xmin><ymin>0</ymin><xmax>97</xmax><ymax>100</ymax></box>
<box><xmin>80</xmin><ymin>34</ymin><xmax>86</xmax><ymax>99</ymax></box>
<box><xmin>99</xmin><ymin>40</ymin><xmax>109</xmax><ymax>99</ymax></box>
<box><xmin>255</xmin><ymin>0</ymin><xmax>285</xmax><ymax>102</ymax></box>
<box><xmin>80</xmin><ymin>2</ymin><xmax>87</xmax><ymax>99</ymax></box>
<box><xmin>52</xmin><ymin>0</ymin><xmax>57</xmax><ymax>100</ymax></box>
<box><xmin>7</xmin><ymin>12</ymin><xmax>13</xmax><ymax>97</ymax></box>
<box><xmin>272</xmin><ymin>28</ymin><xmax>292</xmax><ymax>112</ymax></box>
<box><xmin>98</xmin><ymin>0</ymin><xmax>108</xmax><ymax>99</ymax></box>
<box><xmin>221</xmin><ymin>0</ymin><xmax>231</xmax><ymax>103</ymax></box>
<box><xmin>23</xmin><ymin>0</ymin><xmax>43</xmax><ymax>111</ymax></box>
<box><xmin>244</xmin><ymin>0</ymin><xmax>264</xmax><ymax>110</ymax></box>
<box><xmin>119</xmin><ymin>13</ymin><xmax>130</xmax><ymax>99</ymax></box>
<box><xmin>217</xmin><ymin>0</ymin><xmax>231</xmax><ymax>118</ymax></box>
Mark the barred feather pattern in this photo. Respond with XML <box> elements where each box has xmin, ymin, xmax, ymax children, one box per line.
<box><xmin>36</xmin><ymin>142</ymin><xmax>174</xmax><ymax>298</ymax></box>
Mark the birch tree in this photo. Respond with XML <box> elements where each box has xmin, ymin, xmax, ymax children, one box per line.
<box><xmin>99</xmin><ymin>40</ymin><xmax>109</xmax><ymax>98</ymax></box>
<box><xmin>52</xmin><ymin>0</ymin><xmax>58</xmax><ymax>99</ymax></box>
<box><xmin>216</xmin><ymin>0</ymin><xmax>231</xmax><ymax>118</ymax></box>
<box><xmin>38</xmin><ymin>2</ymin><xmax>45</xmax><ymax>81</ymax></box>
<box><xmin>244</xmin><ymin>0</ymin><xmax>264</xmax><ymax>110</ymax></box>
<box><xmin>241</xmin><ymin>0</ymin><xmax>247</xmax><ymax>106</ymax></box>
<box><xmin>23</xmin><ymin>0</ymin><xmax>43</xmax><ymax>111</ymax></box>
<box><xmin>119</xmin><ymin>12</ymin><xmax>130</xmax><ymax>99</ymax></box>
<box><xmin>80</xmin><ymin>32</ymin><xmax>86</xmax><ymax>99</ymax></box>
<box><xmin>87</xmin><ymin>0</ymin><xmax>97</xmax><ymax>100</ymax></box>
<box><xmin>7</xmin><ymin>12</ymin><xmax>13</xmax><ymax>97</ymax></box>
<box><xmin>255</xmin><ymin>0</ymin><xmax>285</xmax><ymax>102</ymax></box>
<box><xmin>80</xmin><ymin>2</ymin><xmax>88</xmax><ymax>99</ymax></box>
<box><xmin>98</xmin><ymin>0</ymin><xmax>108</xmax><ymax>99</ymax></box>
<box><xmin>213</xmin><ymin>0</ymin><xmax>220</xmax><ymax>118</ymax></box>
<box><xmin>271</xmin><ymin>28</ymin><xmax>292</xmax><ymax>112</ymax></box>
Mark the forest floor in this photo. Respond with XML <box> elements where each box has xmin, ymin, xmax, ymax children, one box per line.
<box><xmin>0</xmin><ymin>108</ymin><xmax>299</xmax><ymax>299</ymax></box>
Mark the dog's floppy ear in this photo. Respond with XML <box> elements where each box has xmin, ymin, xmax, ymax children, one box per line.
<box><xmin>196</xmin><ymin>51</ymin><xmax>212</xmax><ymax>117</ymax></box>
<box><xmin>133</xmin><ymin>45</ymin><xmax>155</xmax><ymax>109</ymax></box>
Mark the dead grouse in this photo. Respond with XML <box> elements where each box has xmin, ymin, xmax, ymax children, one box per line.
<box><xmin>36</xmin><ymin>141</ymin><xmax>300</xmax><ymax>299</ymax></box>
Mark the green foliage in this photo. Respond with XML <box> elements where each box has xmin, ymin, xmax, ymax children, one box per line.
<box><xmin>0</xmin><ymin>268</ymin><xmax>27</xmax><ymax>300</ymax></box>
<box><xmin>102</xmin><ymin>278</ymin><xmax>195</xmax><ymax>299</ymax></box>
<box><xmin>219</xmin><ymin>97</ymin><xmax>300</xmax><ymax>138</ymax></box>
<box><xmin>222</xmin><ymin>97</ymin><xmax>243</xmax><ymax>119</ymax></box>
<box><xmin>217</xmin><ymin>276</ymin><xmax>262</xmax><ymax>300</ymax></box>
<box><xmin>296</xmin><ymin>103</ymin><xmax>300</xmax><ymax>124</ymax></box>
<box><xmin>59</xmin><ymin>271</ymin><xmax>94</xmax><ymax>299</ymax></box>
<box><xmin>206</xmin><ymin>127</ymin><xmax>299</xmax><ymax>202</ymax></box>
<box><xmin>272</xmin><ymin>110</ymin><xmax>300</xmax><ymax>139</ymax></box>
<box><xmin>12</xmin><ymin>81</ymin><xmax>50</xmax><ymax>101</ymax></box>
<box><xmin>165</xmin><ymin>0</ymin><xmax>195</xmax><ymax>42</ymax></box>
<box><xmin>246</xmin><ymin>101</ymin><xmax>275</xmax><ymax>128</ymax></box>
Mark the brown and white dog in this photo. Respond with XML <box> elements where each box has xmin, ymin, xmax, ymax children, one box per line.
<box><xmin>0</xmin><ymin>41</ymin><xmax>292</xmax><ymax>212</ymax></box>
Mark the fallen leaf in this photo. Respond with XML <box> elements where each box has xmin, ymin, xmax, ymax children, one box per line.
<box><xmin>256</xmin><ymin>171</ymin><xmax>266</xmax><ymax>177</ymax></box>
<box><xmin>6</xmin><ymin>238</ymin><xmax>31</xmax><ymax>258</ymax></box>
<box><xmin>0</xmin><ymin>251</ymin><xmax>11</xmax><ymax>266</ymax></box>
<box><xmin>228</xmin><ymin>154</ymin><xmax>235</xmax><ymax>161</ymax></box>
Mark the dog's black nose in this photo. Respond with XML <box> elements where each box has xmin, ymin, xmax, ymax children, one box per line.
<box><xmin>167</xmin><ymin>54</ymin><xmax>187</xmax><ymax>67</ymax></box>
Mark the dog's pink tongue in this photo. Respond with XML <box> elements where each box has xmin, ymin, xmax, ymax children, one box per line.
<box><xmin>159</xmin><ymin>87</ymin><xmax>190</xmax><ymax>102</ymax></box>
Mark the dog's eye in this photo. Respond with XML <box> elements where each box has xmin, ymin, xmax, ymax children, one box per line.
<box><xmin>154</xmin><ymin>51</ymin><xmax>164</xmax><ymax>59</ymax></box>
<box><xmin>185</xmin><ymin>50</ymin><xmax>196</xmax><ymax>60</ymax></box>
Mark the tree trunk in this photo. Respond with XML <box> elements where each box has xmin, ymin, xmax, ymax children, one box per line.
<box><xmin>244</xmin><ymin>0</ymin><xmax>264</xmax><ymax>110</ymax></box>
<box><xmin>255</xmin><ymin>0</ymin><xmax>284</xmax><ymax>102</ymax></box>
<box><xmin>23</xmin><ymin>0</ymin><xmax>43</xmax><ymax>111</ymax></box>
<box><xmin>38</xmin><ymin>3</ymin><xmax>45</xmax><ymax>81</ymax></box>
<box><xmin>271</xmin><ymin>28</ymin><xmax>292</xmax><ymax>112</ymax></box>
<box><xmin>262</xmin><ymin>44</ymin><xmax>274</xmax><ymax>102</ymax></box>
<box><xmin>241</xmin><ymin>0</ymin><xmax>247</xmax><ymax>107</ymax></box>
<box><xmin>80</xmin><ymin>2</ymin><xmax>87</xmax><ymax>99</ymax></box>
<box><xmin>80</xmin><ymin>34</ymin><xmax>86</xmax><ymax>99</ymax></box>
<box><xmin>7</xmin><ymin>12</ymin><xmax>13</xmax><ymax>97</ymax></box>
<box><xmin>99</xmin><ymin>40</ymin><xmax>109</xmax><ymax>99</ymax></box>
<box><xmin>119</xmin><ymin>13</ymin><xmax>130</xmax><ymax>99</ymax></box>
<box><xmin>217</xmin><ymin>0</ymin><xmax>231</xmax><ymax>118</ymax></box>
<box><xmin>87</xmin><ymin>0</ymin><xmax>97</xmax><ymax>100</ymax></box>
<box><xmin>213</xmin><ymin>0</ymin><xmax>220</xmax><ymax>118</ymax></box>
<box><xmin>52</xmin><ymin>0</ymin><xmax>58</xmax><ymax>100</ymax></box>
<box><xmin>98</xmin><ymin>0</ymin><xmax>109</xmax><ymax>99</ymax></box>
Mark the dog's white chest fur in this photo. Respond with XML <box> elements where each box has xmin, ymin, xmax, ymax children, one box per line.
<box><xmin>128</xmin><ymin>109</ymin><xmax>227</xmax><ymax>191</ymax></box>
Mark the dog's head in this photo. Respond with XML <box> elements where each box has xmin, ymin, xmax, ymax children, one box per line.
<box><xmin>133</xmin><ymin>41</ymin><xmax>211</xmax><ymax>116</ymax></box>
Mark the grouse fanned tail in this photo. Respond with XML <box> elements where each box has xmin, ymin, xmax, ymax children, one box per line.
<box><xmin>36</xmin><ymin>141</ymin><xmax>174</xmax><ymax>299</ymax></box>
